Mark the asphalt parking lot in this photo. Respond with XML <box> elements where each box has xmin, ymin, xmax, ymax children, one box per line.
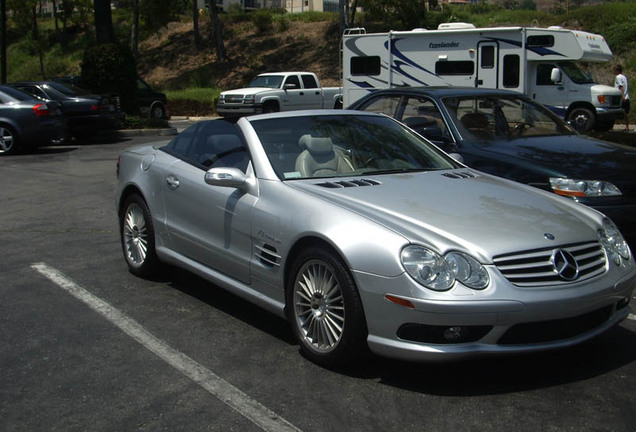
<box><xmin>1</xmin><ymin>129</ymin><xmax>635</xmax><ymax>432</ymax></box>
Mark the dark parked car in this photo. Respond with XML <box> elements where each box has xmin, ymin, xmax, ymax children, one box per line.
<box><xmin>8</xmin><ymin>81</ymin><xmax>123</xmax><ymax>140</ymax></box>
<box><xmin>349</xmin><ymin>87</ymin><xmax>636</xmax><ymax>246</ymax></box>
<box><xmin>0</xmin><ymin>85</ymin><xmax>68</xmax><ymax>156</ymax></box>
<box><xmin>136</xmin><ymin>77</ymin><xmax>168</xmax><ymax>119</ymax></box>
<box><xmin>55</xmin><ymin>75</ymin><xmax>168</xmax><ymax>119</ymax></box>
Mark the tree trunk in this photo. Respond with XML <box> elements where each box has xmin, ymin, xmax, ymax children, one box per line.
<box><xmin>31</xmin><ymin>3</ymin><xmax>45</xmax><ymax>78</ymax></box>
<box><xmin>209</xmin><ymin>3</ymin><xmax>226</xmax><ymax>61</ymax></box>
<box><xmin>131</xmin><ymin>0</ymin><xmax>139</xmax><ymax>58</ymax></box>
<box><xmin>94</xmin><ymin>0</ymin><xmax>115</xmax><ymax>44</ymax></box>
<box><xmin>0</xmin><ymin>0</ymin><xmax>6</xmax><ymax>83</ymax></box>
<box><xmin>193</xmin><ymin>0</ymin><xmax>201</xmax><ymax>49</ymax></box>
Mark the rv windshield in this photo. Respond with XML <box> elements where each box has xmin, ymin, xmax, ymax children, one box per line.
<box><xmin>558</xmin><ymin>62</ymin><xmax>595</xmax><ymax>84</ymax></box>
<box><xmin>442</xmin><ymin>95</ymin><xmax>575</xmax><ymax>141</ymax></box>
<box><xmin>248</xmin><ymin>75</ymin><xmax>284</xmax><ymax>89</ymax></box>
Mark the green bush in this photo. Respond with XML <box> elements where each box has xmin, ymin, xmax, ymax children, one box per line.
<box><xmin>81</xmin><ymin>43</ymin><xmax>139</xmax><ymax>115</ymax></box>
<box><xmin>252</xmin><ymin>9</ymin><xmax>274</xmax><ymax>33</ymax></box>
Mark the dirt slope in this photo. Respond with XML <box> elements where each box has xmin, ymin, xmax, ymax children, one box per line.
<box><xmin>137</xmin><ymin>18</ymin><xmax>342</xmax><ymax>91</ymax></box>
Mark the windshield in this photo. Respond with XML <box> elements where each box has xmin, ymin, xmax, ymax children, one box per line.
<box><xmin>559</xmin><ymin>62</ymin><xmax>595</xmax><ymax>84</ymax></box>
<box><xmin>249</xmin><ymin>114</ymin><xmax>459</xmax><ymax>180</ymax></box>
<box><xmin>442</xmin><ymin>95</ymin><xmax>575</xmax><ymax>141</ymax></box>
<box><xmin>248</xmin><ymin>75</ymin><xmax>284</xmax><ymax>89</ymax></box>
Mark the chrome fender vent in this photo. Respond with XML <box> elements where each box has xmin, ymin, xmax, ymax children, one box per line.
<box><xmin>315</xmin><ymin>179</ymin><xmax>382</xmax><ymax>188</ymax></box>
<box><xmin>255</xmin><ymin>243</ymin><xmax>281</xmax><ymax>267</ymax></box>
<box><xmin>443</xmin><ymin>171</ymin><xmax>479</xmax><ymax>179</ymax></box>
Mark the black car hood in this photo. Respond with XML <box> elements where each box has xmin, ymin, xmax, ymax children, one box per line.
<box><xmin>472</xmin><ymin>134</ymin><xmax>636</xmax><ymax>182</ymax></box>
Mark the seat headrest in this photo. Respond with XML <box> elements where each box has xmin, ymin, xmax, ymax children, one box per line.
<box><xmin>298</xmin><ymin>134</ymin><xmax>334</xmax><ymax>155</ymax></box>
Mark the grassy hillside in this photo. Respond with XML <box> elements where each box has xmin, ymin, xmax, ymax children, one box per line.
<box><xmin>5</xmin><ymin>3</ymin><xmax>635</xmax><ymax>117</ymax></box>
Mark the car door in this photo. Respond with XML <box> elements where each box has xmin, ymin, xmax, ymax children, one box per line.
<box><xmin>160</xmin><ymin>121</ymin><xmax>255</xmax><ymax>284</ymax></box>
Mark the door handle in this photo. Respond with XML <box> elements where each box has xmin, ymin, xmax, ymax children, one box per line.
<box><xmin>166</xmin><ymin>175</ymin><xmax>180</xmax><ymax>190</ymax></box>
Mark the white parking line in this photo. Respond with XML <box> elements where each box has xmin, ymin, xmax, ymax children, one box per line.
<box><xmin>31</xmin><ymin>262</ymin><xmax>302</xmax><ymax>432</ymax></box>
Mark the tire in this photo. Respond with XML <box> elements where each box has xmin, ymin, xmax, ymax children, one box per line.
<box><xmin>150</xmin><ymin>102</ymin><xmax>166</xmax><ymax>119</ymax></box>
<box><xmin>120</xmin><ymin>194</ymin><xmax>160</xmax><ymax>277</ymax></box>
<box><xmin>0</xmin><ymin>125</ymin><xmax>19</xmax><ymax>156</ymax></box>
<box><xmin>263</xmin><ymin>101</ymin><xmax>279</xmax><ymax>114</ymax></box>
<box><xmin>286</xmin><ymin>247</ymin><xmax>368</xmax><ymax>368</ymax></box>
<box><xmin>567</xmin><ymin>107</ymin><xmax>595</xmax><ymax>133</ymax></box>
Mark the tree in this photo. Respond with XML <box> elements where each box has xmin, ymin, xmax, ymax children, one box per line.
<box><xmin>208</xmin><ymin>3</ymin><xmax>226</xmax><ymax>61</ymax></box>
<box><xmin>359</xmin><ymin>0</ymin><xmax>427</xmax><ymax>30</ymax></box>
<box><xmin>131</xmin><ymin>0</ymin><xmax>139</xmax><ymax>57</ymax></box>
<box><xmin>192</xmin><ymin>0</ymin><xmax>201</xmax><ymax>49</ymax></box>
<box><xmin>94</xmin><ymin>0</ymin><xmax>116</xmax><ymax>43</ymax></box>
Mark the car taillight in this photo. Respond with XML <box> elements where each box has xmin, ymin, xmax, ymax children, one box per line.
<box><xmin>90</xmin><ymin>104</ymin><xmax>99</xmax><ymax>111</ymax></box>
<box><xmin>33</xmin><ymin>103</ymin><xmax>50</xmax><ymax>116</ymax></box>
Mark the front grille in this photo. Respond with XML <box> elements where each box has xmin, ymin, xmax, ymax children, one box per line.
<box><xmin>493</xmin><ymin>241</ymin><xmax>607</xmax><ymax>287</ymax></box>
<box><xmin>608</xmin><ymin>95</ymin><xmax>622</xmax><ymax>107</ymax></box>
<box><xmin>225</xmin><ymin>95</ymin><xmax>246</xmax><ymax>104</ymax></box>
<box><xmin>498</xmin><ymin>305</ymin><xmax>613</xmax><ymax>344</ymax></box>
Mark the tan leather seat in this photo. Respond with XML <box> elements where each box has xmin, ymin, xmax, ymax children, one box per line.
<box><xmin>295</xmin><ymin>134</ymin><xmax>354</xmax><ymax>177</ymax></box>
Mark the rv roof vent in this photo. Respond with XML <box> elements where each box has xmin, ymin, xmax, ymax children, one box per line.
<box><xmin>547</xmin><ymin>26</ymin><xmax>564</xmax><ymax>30</ymax></box>
<box><xmin>411</xmin><ymin>28</ymin><xmax>428</xmax><ymax>32</ymax></box>
<box><xmin>438</xmin><ymin>22</ymin><xmax>476</xmax><ymax>30</ymax></box>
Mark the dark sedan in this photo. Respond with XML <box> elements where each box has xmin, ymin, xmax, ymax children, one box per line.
<box><xmin>0</xmin><ymin>85</ymin><xmax>68</xmax><ymax>155</ymax></box>
<box><xmin>349</xmin><ymin>87</ymin><xmax>636</xmax><ymax>246</ymax></box>
<box><xmin>8</xmin><ymin>81</ymin><xmax>123</xmax><ymax>140</ymax></box>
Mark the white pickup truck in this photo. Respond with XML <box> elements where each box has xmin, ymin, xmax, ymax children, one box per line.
<box><xmin>217</xmin><ymin>72</ymin><xmax>342</xmax><ymax>116</ymax></box>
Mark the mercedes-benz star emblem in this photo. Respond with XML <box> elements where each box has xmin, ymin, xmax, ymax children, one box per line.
<box><xmin>551</xmin><ymin>249</ymin><xmax>579</xmax><ymax>281</ymax></box>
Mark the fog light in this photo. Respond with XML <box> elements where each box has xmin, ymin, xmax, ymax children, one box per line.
<box><xmin>443</xmin><ymin>326</ymin><xmax>466</xmax><ymax>342</ymax></box>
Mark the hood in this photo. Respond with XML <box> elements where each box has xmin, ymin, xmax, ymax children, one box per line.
<box><xmin>591</xmin><ymin>84</ymin><xmax>622</xmax><ymax>96</ymax></box>
<box><xmin>288</xmin><ymin>170</ymin><xmax>603</xmax><ymax>262</ymax></box>
<box><xmin>474</xmin><ymin>134</ymin><xmax>636</xmax><ymax>184</ymax></box>
<box><xmin>221</xmin><ymin>87</ymin><xmax>273</xmax><ymax>96</ymax></box>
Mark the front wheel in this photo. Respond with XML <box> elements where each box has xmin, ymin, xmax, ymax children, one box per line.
<box><xmin>120</xmin><ymin>194</ymin><xmax>160</xmax><ymax>277</ymax></box>
<box><xmin>286</xmin><ymin>247</ymin><xmax>368</xmax><ymax>368</ymax></box>
<box><xmin>567</xmin><ymin>107</ymin><xmax>595</xmax><ymax>133</ymax></box>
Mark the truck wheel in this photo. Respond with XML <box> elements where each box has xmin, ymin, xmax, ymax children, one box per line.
<box><xmin>263</xmin><ymin>101</ymin><xmax>279</xmax><ymax>113</ymax></box>
<box><xmin>150</xmin><ymin>102</ymin><xmax>166</xmax><ymax>119</ymax></box>
<box><xmin>567</xmin><ymin>107</ymin><xmax>595</xmax><ymax>133</ymax></box>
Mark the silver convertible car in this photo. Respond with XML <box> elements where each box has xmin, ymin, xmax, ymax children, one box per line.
<box><xmin>116</xmin><ymin>111</ymin><xmax>635</xmax><ymax>367</ymax></box>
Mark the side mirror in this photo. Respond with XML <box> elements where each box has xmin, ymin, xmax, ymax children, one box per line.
<box><xmin>204</xmin><ymin>167</ymin><xmax>247</xmax><ymax>188</ymax></box>
<box><xmin>283</xmin><ymin>83</ymin><xmax>298</xmax><ymax>90</ymax></box>
<box><xmin>550</xmin><ymin>68</ymin><xmax>562</xmax><ymax>84</ymax></box>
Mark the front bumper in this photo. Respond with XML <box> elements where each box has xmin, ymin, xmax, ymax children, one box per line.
<box><xmin>595</xmin><ymin>107</ymin><xmax>625</xmax><ymax>121</ymax></box>
<box><xmin>216</xmin><ymin>103</ymin><xmax>263</xmax><ymax>117</ymax></box>
<box><xmin>354</xmin><ymin>266</ymin><xmax>636</xmax><ymax>362</ymax></box>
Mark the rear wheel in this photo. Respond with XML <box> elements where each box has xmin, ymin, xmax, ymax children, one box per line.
<box><xmin>150</xmin><ymin>102</ymin><xmax>166</xmax><ymax>119</ymax></box>
<box><xmin>0</xmin><ymin>125</ymin><xmax>19</xmax><ymax>156</ymax></box>
<box><xmin>120</xmin><ymin>194</ymin><xmax>160</xmax><ymax>277</ymax></box>
<box><xmin>286</xmin><ymin>247</ymin><xmax>367</xmax><ymax>368</ymax></box>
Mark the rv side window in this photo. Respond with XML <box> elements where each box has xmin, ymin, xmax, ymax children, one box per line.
<box><xmin>536</xmin><ymin>64</ymin><xmax>557</xmax><ymax>85</ymax></box>
<box><xmin>481</xmin><ymin>46</ymin><xmax>495</xmax><ymax>69</ymax></box>
<box><xmin>503</xmin><ymin>55</ymin><xmax>520</xmax><ymax>88</ymax></box>
<box><xmin>527</xmin><ymin>35</ymin><xmax>555</xmax><ymax>47</ymax></box>
<box><xmin>351</xmin><ymin>56</ymin><xmax>381</xmax><ymax>76</ymax></box>
<box><xmin>435</xmin><ymin>61</ymin><xmax>474</xmax><ymax>76</ymax></box>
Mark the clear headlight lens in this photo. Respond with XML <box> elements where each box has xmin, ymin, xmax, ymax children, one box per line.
<box><xmin>244</xmin><ymin>95</ymin><xmax>255</xmax><ymax>104</ymax></box>
<box><xmin>598</xmin><ymin>218</ymin><xmax>630</xmax><ymax>265</ymax></box>
<box><xmin>401</xmin><ymin>246</ymin><xmax>490</xmax><ymax>291</ymax></box>
<box><xmin>550</xmin><ymin>178</ymin><xmax>622</xmax><ymax>197</ymax></box>
<box><xmin>445</xmin><ymin>252</ymin><xmax>490</xmax><ymax>289</ymax></box>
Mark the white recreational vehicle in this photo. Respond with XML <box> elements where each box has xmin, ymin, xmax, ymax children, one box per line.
<box><xmin>342</xmin><ymin>23</ymin><xmax>623</xmax><ymax>132</ymax></box>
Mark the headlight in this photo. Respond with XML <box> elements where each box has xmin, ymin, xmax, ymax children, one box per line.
<box><xmin>244</xmin><ymin>96</ymin><xmax>255</xmax><ymax>104</ymax></box>
<box><xmin>401</xmin><ymin>246</ymin><xmax>490</xmax><ymax>291</ymax></box>
<box><xmin>598</xmin><ymin>218</ymin><xmax>630</xmax><ymax>265</ymax></box>
<box><xmin>550</xmin><ymin>178</ymin><xmax>622</xmax><ymax>197</ymax></box>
